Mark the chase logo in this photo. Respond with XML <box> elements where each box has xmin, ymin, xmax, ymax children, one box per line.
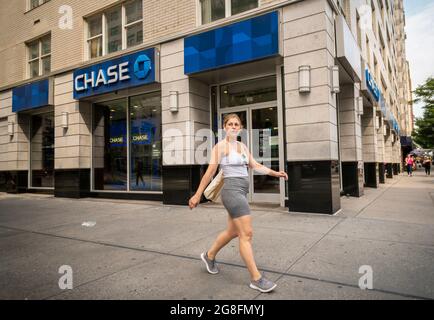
<box><xmin>134</xmin><ymin>54</ymin><xmax>152</xmax><ymax>79</ymax></box>
<box><xmin>73</xmin><ymin>48</ymin><xmax>156</xmax><ymax>100</ymax></box>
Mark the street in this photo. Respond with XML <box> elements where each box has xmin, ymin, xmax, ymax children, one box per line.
<box><xmin>0</xmin><ymin>171</ymin><xmax>433</xmax><ymax>300</ymax></box>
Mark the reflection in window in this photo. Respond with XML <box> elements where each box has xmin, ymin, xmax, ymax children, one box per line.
<box><xmin>129</xmin><ymin>93</ymin><xmax>162</xmax><ymax>191</ymax></box>
<box><xmin>201</xmin><ymin>0</ymin><xmax>226</xmax><ymax>24</ymax></box>
<box><xmin>93</xmin><ymin>99</ymin><xmax>128</xmax><ymax>191</ymax></box>
<box><xmin>201</xmin><ymin>0</ymin><xmax>258</xmax><ymax>24</ymax></box>
<box><xmin>27</xmin><ymin>35</ymin><xmax>51</xmax><ymax>78</ymax></box>
<box><xmin>107</xmin><ymin>7</ymin><xmax>122</xmax><ymax>54</ymax></box>
<box><xmin>251</xmin><ymin>107</ymin><xmax>279</xmax><ymax>194</ymax></box>
<box><xmin>92</xmin><ymin>93</ymin><xmax>162</xmax><ymax>192</ymax></box>
<box><xmin>220</xmin><ymin>76</ymin><xmax>277</xmax><ymax>108</ymax></box>
<box><xmin>86</xmin><ymin>0</ymin><xmax>143</xmax><ymax>59</ymax></box>
<box><xmin>231</xmin><ymin>0</ymin><xmax>258</xmax><ymax>15</ymax></box>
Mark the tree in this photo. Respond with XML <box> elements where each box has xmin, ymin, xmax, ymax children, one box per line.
<box><xmin>412</xmin><ymin>77</ymin><xmax>434</xmax><ymax>149</ymax></box>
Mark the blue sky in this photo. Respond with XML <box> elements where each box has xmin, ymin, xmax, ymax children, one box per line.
<box><xmin>403</xmin><ymin>0</ymin><xmax>434</xmax><ymax>118</ymax></box>
<box><xmin>404</xmin><ymin>0</ymin><xmax>434</xmax><ymax>14</ymax></box>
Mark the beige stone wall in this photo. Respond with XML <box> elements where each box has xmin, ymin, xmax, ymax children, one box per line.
<box><xmin>337</xmin><ymin>0</ymin><xmax>412</xmax><ymax>165</ymax></box>
<box><xmin>376</xmin><ymin>118</ymin><xmax>385</xmax><ymax>163</ymax></box>
<box><xmin>339</xmin><ymin>84</ymin><xmax>363</xmax><ymax>162</ymax></box>
<box><xmin>384</xmin><ymin>129</ymin><xmax>393</xmax><ymax>163</ymax></box>
<box><xmin>0</xmin><ymin>0</ymin><xmax>196</xmax><ymax>88</ymax></box>
<box><xmin>0</xmin><ymin>0</ymin><xmax>301</xmax><ymax>89</ymax></box>
<box><xmin>0</xmin><ymin>90</ymin><xmax>30</xmax><ymax>171</ymax></box>
<box><xmin>0</xmin><ymin>0</ymin><xmax>121</xmax><ymax>87</ymax></box>
<box><xmin>283</xmin><ymin>0</ymin><xmax>339</xmax><ymax>161</ymax></box>
<box><xmin>160</xmin><ymin>39</ymin><xmax>210</xmax><ymax>166</ymax></box>
<box><xmin>361</xmin><ymin>106</ymin><xmax>378</xmax><ymax>163</ymax></box>
<box><xmin>53</xmin><ymin>72</ymin><xmax>91</xmax><ymax>169</ymax></box>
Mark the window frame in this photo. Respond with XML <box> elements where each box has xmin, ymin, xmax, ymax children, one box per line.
<box><xmin>198</xmin><ymin>0</ymin><xmax>259</xmax><ymax>26</ymax></box>
<box><xmin>27</xmin><ymin>34</ymin><xmax>51</xmax><ymax>79</ymax></box>
<box><xmin>28</xmin><ymin>0</ymin><xmax>50</xmax><ymax>11</ymax></box>
<box><xmin>85</xmin><ymin>0</ymin><xmax>143</xmax><ymax>60</ymax></box>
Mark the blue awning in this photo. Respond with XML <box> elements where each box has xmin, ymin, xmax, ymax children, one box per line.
<box><xmin>184</xmin><ymin>11</ymin><xmax>279</xmax><ymax>74</ymax></box>
<box><xmin>12</xmin><ymin>79</ymin><xmax>52</xmax><ymax>112</ymax></box>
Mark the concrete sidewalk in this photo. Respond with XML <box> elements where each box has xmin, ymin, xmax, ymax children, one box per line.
<box><xmin>0</xmin><ymin>171</ymin><xmax>433</xmax><ymax>300</ymax></box>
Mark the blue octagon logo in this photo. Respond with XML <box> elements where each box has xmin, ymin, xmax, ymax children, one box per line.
<box><xmin>134</xmin><ymin>54</ymin><xmax>152</xmax><ymax>79</ymax></box>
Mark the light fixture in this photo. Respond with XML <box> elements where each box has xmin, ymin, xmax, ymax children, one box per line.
<box><xmin>331</xmin><ymin>65</ymin><xmax>340</xmax><ymax>93</ymax></box>
<box><xmin>61</xmin><ymin>112</ymin><xmax>68</xmax><ymax>129</ymax></box>
<box><xmin>8</xmin><ymin>122</ymin><xmax>14</xmax><ymax>136</ymax></box>
<box><xmin>376</xmin><ymin>115</ymin><xmax>381</xmax><ymax>130</ymax></box>
<box><xmin>383</xmin><ymin>124</ymin><xmax>387</xmax><ymax>136</ymax></box>
<box><xmin>356</xmin><ymin>96</ymin><xmax>364</xmax><ymax>115</ymax></box>
<box><xmin>169</xmin><ymin>91</ymin><xmax>178</xmax><ymax>113</ymax></box>
<box><xmin>298</xmin><ymin>65</ymin><xmax>311</xmax><ymax>93</ymax></box>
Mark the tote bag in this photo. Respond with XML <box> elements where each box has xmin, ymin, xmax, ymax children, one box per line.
<box><xmin>204</xmin><ymin>169</ymin><xmax>223</xmax><ymax>201</ymax></box>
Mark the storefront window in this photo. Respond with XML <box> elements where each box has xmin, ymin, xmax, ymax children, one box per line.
<box><xmin>93</xmin><ymin>99</ymin><xmax>128</xmax><ymax>191</ymax></box>
<box><xmin>129</xmin><ymin>93</ymin><xmax>162</xmax><ymax>191</ymax></box>
<box><xmin>92</xmin><ymin>92</ymin><xmax>162</xmax><ymax>192</ymax></box>
<box><xmin>31</xmin><ymin>112</ymin><xmax>54</xmax><ymax>188</ymax></box>
<box><xmin>220</xmin><ymin>76</ymin><xmax>277</xmax><ymax>108</ymax></box>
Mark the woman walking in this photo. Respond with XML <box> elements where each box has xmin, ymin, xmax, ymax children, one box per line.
<box><xmin>188</xmin><ymin>114</ymin><xmax>288</xmax><ymax>293</ymax></box>
<box><xmin>405</xmin><ymin>154</ymin><xmax>414</xmax><ymax>176</ymax></box>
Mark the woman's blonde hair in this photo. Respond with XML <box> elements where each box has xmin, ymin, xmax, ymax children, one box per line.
<box><xmin>223</xmin><ymin>113</ymin><xmax>243</xmax><ymax>129</ymax></box>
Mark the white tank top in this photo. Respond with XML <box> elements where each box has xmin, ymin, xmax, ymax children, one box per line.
<box><xmin>220</xmin><ymin>142</ymin><xmax>249</xmax><ymax>178</ymax></box>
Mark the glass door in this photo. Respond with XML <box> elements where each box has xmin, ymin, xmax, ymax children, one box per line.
<box><xmin>219</xmin><ymin>104</ymin><xmax>280</xmax><ymax>203</ymax></box>
<box><xmin>250</xmin><ymin>106</ymin><xmax>280</xmax><ymax>202</ymax></box>
<box><xmin>30</xmin><ymin>112</ymin><xmax>54</xmax><ymax>188</ymax></box>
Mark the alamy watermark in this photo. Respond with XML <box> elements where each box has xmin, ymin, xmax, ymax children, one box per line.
<box><xmin>58</xmin><ymin>5</ymin><xmax>73</xmax><ymax>30</ymax></box>
<box><xmin>358</xmin><ymin>5</ymin><xmax>372</xmax><ymax>31</ymax></box>
<box><xmin>162</xmin><ymin>127</ymin><xmax>274</xmax><ymax>168</ymax></box>
<box><xmin>358</xmin><ymin>265</ymin><xmax>373</xmax><ymax>290</ymax></box>
<box><xmin>58</xmin><ymin>265</ymin><xmax>73</xmax><ymax>290</ymax></box>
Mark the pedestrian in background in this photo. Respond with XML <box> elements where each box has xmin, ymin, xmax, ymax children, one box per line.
<box><xmin>423</xmin><ymin>156</ymin><xmax>431</xmax><ymax>176</ymax></box>
<box><xmin>188</xmin><ymin>113</ymin><xmax>288</xmax><ymax>293</ymax></box>
<box><xmin>405</xmin><ymin>154</ymin><xmax>414</xmax><ymax>177</ymax></box>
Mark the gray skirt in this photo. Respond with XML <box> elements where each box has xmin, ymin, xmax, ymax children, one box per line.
<box><xmin>221</xmin><ymin>176</ymin><xmax>251</xmax><ymax>219</ymax></box>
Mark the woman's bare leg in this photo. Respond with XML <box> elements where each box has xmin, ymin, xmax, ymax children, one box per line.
<box><xmin>232</xmin><ymin>215</ymin><xmax>261</xmax><ymax>281</ymax></box>
<box><xmin>207</xmin><ymin>216</ymin><xmax>238</xmax><ymax>260</ymax></box>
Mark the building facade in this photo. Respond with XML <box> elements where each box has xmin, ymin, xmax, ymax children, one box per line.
<box><xmin>0</xmin><ymin>0</ymin><xmax>413</xmax><ymax>214</ymax></box>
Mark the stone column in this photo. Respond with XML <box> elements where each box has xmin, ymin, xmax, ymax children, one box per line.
<box><xmin>361</xmin><ymin>106</ymin><xmax>379</xmax><ymax>188</ymax></box>
<box><xmin>160</xmin><ymin>39</ymin><xmax>210</xmax><ymax>205</ymax></box>
<box><xmin>339</xmin><ymin>84</ymin><xmax>364</xmax><ymax>196</ymax></box>
<box><xmin>283</xmin><ymin>0</ymin><xmax>340</xmax><ymax>214</ymax></box>
<box><xmin>384</xmin><ymin>124</ymin><xmax>393</xmax><ymax>178</ymax></box>
<box><xmin>53</xmin><ymin>72</ymin><xmax>91</xmax><ymax>198</ymax></box>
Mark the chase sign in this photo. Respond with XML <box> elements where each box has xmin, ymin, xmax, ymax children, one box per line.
<box><xmin>73</xmin><ymin>48</ymin><xmax>157</xmax><ymax>99</ymax></box>
<box><xmin>365</xmin><ymin>69</ymin><xmax>380</xmax><ymax>102</ymax></box>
